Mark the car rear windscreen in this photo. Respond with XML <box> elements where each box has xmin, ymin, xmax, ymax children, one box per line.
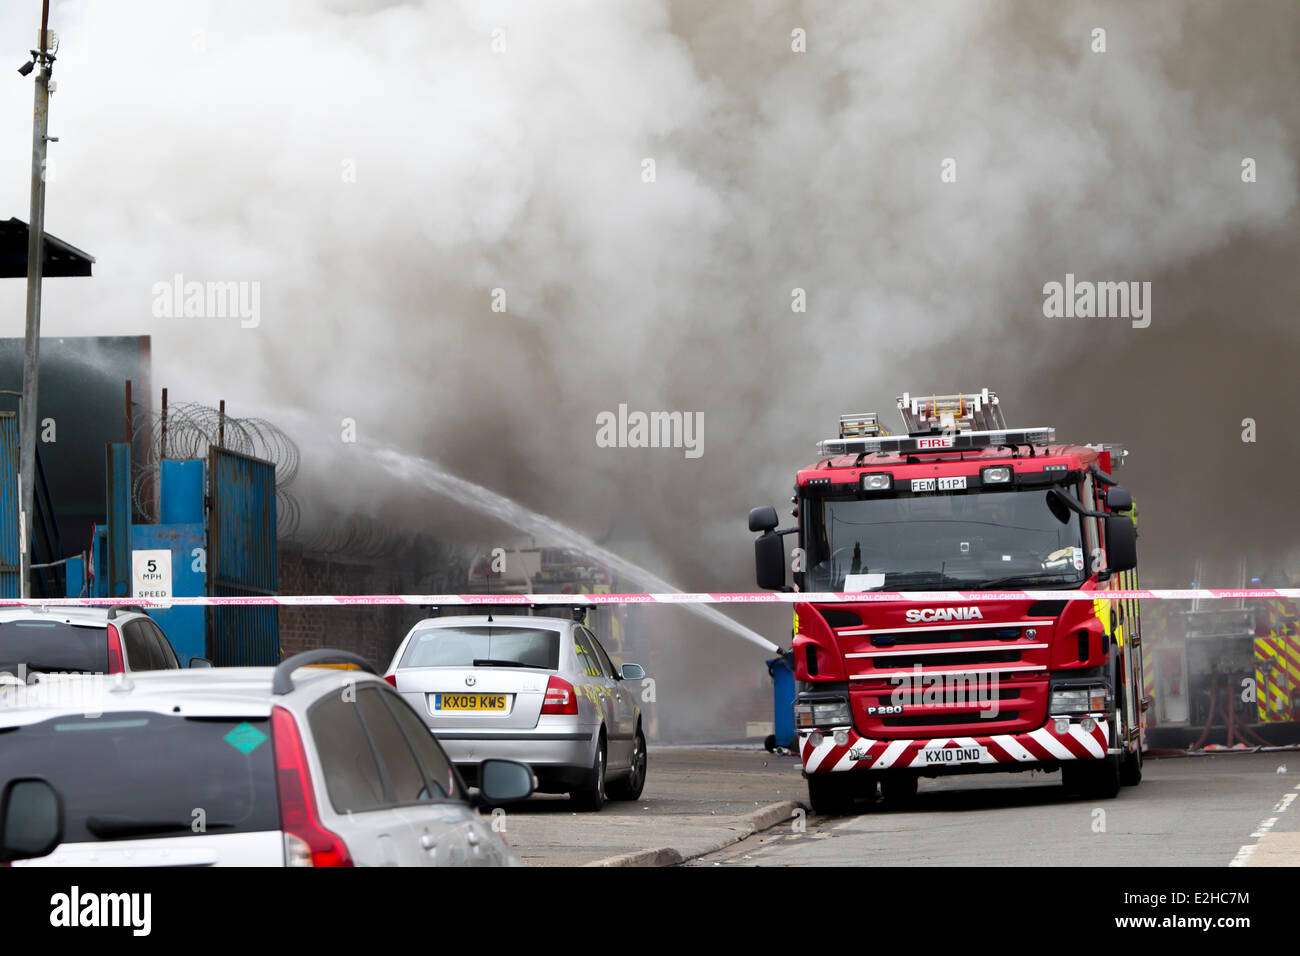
<box><xmin>0</xmin><ymin>711</ymin><xmax>279</xmax><ymax>842</ymax></box>
<box><xmin>0</xmin><ymin>620</ymin><xmax>107</xmax><ymax>673</ymax></box>
<box><xmin>400</xmin><ymin>626</ymin><xmax>561</xmax><ymax>670</ymax></box>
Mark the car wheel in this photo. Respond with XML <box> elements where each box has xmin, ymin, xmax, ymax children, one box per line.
<box><xmin>608</xmin><ymin>729</ymin><xmax>647</xmax><ymax>801</ymax></box>
<box><xmin>571</xmin><ymin>736</ymin><xmax>607</xmax><ymax>811</ymax></box>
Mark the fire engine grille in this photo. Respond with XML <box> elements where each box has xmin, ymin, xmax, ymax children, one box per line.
<box><xmin>868</xmin><ymin>688</ymin><xmax>1020</xmax><ymax>707</ymax></box>
<box><xmin>882</xmin><ymin>712</ymin><xmax>1022</xmax><ymax>728</ymax></box>
<box><xmin>870</xmin><ymin>649</ymin><xmax>1023</xmax><ymax>669</ymax></box>
<box><xmin>869</xmin><ymin>627</ymin><xmax>1026</xmax><ymax>646</ymax></box>
<box><xmin>853</xmin><ymin>682</ymin><xmax>1047</xmax><ymax>737</ymax></box>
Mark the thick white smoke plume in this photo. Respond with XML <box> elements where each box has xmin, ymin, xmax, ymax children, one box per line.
<box><xmin>1</xmin><ymin>3</ymin><xmax>1297</xmax><ymax>685</ymax></box>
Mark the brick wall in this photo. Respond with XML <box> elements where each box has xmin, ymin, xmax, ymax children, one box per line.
<box><xmin>276</xmin><ymin>543</ymin><xmax>453</xmax><ymax>670</ymax></box>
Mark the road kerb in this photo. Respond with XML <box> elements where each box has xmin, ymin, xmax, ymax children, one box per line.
<box><xmin>584</xmin><ymin>800</ymin><xmax>801</xmax><ymax>867</ymax></box>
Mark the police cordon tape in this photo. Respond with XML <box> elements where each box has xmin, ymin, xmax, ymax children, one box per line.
<box><xmin>1</xmin><ymin>588</ymin><xmax>1298</xmax><ymax>608</ymax></box>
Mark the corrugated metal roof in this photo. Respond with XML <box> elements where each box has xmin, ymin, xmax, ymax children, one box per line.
<box><xmin>0</xmin><ymin>217</ymin><xmax>95</xmax><ymax>278</ymax></box>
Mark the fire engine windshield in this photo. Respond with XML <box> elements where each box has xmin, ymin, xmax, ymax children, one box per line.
<box><xmin>802</xmin><ymin>488</ymin><xmax>1087</xmax><ymax>591</ymax></box>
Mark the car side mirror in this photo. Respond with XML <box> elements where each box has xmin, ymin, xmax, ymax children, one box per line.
<box><xmin>0</xmin><ymin>778</ymin><xmax>63</xmax><ymax>863</ymax></box>
<box><xmin>749</xmin><ymin>506</ymin><xmax>779</xmax><ymax>533</ymax></box>
<box><xmin>619</xmin><ymin>662</ymin><xmax>645</xmax><ymax>681</ymax></box>
<box><xmin>478</xmin><ymin>759</ymin><xmax>536</xmax><ymax>805</ymax></box>
<box><xmin>1105</xmin><ymin>514</ymin><xmax>1138</xmax><ymax>573</ymax></box>
<box><xmin>189</xmin><ymin>657</ymin><xmax>213</xmax><ymax>669</ymax></box>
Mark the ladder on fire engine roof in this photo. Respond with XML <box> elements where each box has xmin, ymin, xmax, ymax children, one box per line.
<box><xmin>822</xmin><ymin>386</ymin><xmax>1053</xmax><ymax>457</ymax></box>
<box><xmin>824</xmin><ymin>387</ymin><xmax>1130</xmax><ymax>462</ymax></box>
<box><xmin>837</xmin><ymin>411</ymin><xmax>892</xmax><ymax>439</ymax></box>
<box><xmin>897</xmin><ymin>388</ymin><xmax>1006</xmax><ymax>435</ymax></box>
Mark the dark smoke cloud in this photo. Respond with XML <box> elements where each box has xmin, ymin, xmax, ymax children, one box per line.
<box><xmin>1</xmin><ymin>1</ymin><xmax>1297</xmax><ymax>673</ymax></box>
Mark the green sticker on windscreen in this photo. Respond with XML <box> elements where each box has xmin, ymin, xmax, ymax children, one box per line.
<box><xmin>224</xmin><ymin>722</ymin><xmax>268</xmax><ymax>755</ymax></box>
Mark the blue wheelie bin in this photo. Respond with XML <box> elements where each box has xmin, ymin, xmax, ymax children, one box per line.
<box><xmin>765</xmin><ymin>650</ymin><xmax>796</xmax><ymax>752</ymax></box>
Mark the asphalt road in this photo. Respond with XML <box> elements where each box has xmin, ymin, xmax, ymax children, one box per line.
<box><xmin>491</xmin><ymin>747</ymin><xmax>1299</xmax><ymax>866</ymax></box>
<box><xmin>692</xmin><ymin>751</ymin><xmax>1300</xmax><ymax>866</ymax></box>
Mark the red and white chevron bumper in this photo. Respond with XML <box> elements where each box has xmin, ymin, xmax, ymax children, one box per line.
<box><xmin>801</xmin><ymin>719</ymin><xmax>1110</xmax><ymax>774</ymax></box>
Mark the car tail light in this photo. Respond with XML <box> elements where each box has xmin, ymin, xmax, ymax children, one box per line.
<box><xmin>271</xmin><ymin>706</ymin><xmax>352</xmax><ymax>867</ymax></box>
<box><xmin>106</xmin><ymin>624</ymin><xmax>124</xmax><ymax>674</ymax></box>
<box><xmin>383</xmin><ymin>674</ymin><xmax>397</xmax><ymax>688</ymax></box>
<box><xmin>541</xmin><ymin>676</ymin><xmax>577</xmax><ymax>715</ymax></box>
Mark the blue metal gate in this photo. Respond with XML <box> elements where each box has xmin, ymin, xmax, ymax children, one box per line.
<box><xmin>207</xmin><ymin>447</ymin><xmax>279</xmax><ymax>665</ymax></box>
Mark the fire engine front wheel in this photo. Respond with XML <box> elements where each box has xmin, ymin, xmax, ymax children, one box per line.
<box><xmin>1120</xmin><ymin>746</ymin><xmax>1142</xmax><ymax>787</ymax></box>
<box><xmin>806</xmin><ymin>774</ymin><xmax>869</xmax><ymax>815</ymax></box>
<box><xmin>879</xmin><ymin>772</ymin><xmax>919</xmax><ymax>807</ymax></box>
<box><xmin>1062</xmin><ymin>755</ymin><xmax>1121</xmax><ymax>800</ymax></box>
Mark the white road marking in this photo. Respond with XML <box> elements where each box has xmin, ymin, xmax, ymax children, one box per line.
<box><xmin>1229</xmin><ymin>843</ymin><xmax>1258</xmax><ymax>867</ymax></box>
<box><xmin>1250</xmin><ymin>817</ymin><xmax>1278</xmax><ymax>838</ymax></box>
<box><xmin>1231</xmin><ymin>786</ymin><xmax>1297</xmax><ymax>866</ymax></box>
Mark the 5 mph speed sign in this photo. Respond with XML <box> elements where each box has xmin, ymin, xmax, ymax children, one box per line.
<box><xmin>132</xmin><ymin>549</ymin><xmax>173</xmax><ymax>606</ymax></box>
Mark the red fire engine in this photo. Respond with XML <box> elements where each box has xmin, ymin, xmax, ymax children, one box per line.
<box><xmin>750</xmin><ymin>389</ymin><xmax>1146</xmax><ymax>814</ymax></box>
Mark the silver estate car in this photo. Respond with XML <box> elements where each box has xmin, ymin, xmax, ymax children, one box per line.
<box><xmin>0</xmin><ymin>604</ymin><xmax>199</xmax><ymax>674</ymax></box>
<box><xmin>385</xmin><ymin>614</ymin><xmax>647</xmax><ymax>810</ymax></box>
<box><xmin>0</xmin><ymin>650</ymin><xmax>534</xmax><ymax>866</ymax></box>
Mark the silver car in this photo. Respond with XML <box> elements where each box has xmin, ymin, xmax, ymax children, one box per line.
<box><xmin>0</xmin><ymin>604</ymin><xmax>198</xmax><ymax>675</ymax></box>
<box><xmin>385</xmin><ymin>614</ymin><xmax>647</xmax><ymax>810</ymax></box>
<box><xmin>0</xmin><ymin>649</ymin><xmax>533</xmax><ymax>866</ymax></box>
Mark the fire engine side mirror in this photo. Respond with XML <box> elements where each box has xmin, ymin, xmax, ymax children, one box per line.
<box><xmin>755</xmin><ymin>531</ymin><xmax>787</xmax><ymax>591</ymax></box>
<box><xmin>749</xmin><ymin>506</ymin><xmax>779</xmax><ymax>533</ymax></box>
<box><xmin>1105</xmin><ymin>514</ymin><xmax>1137</xmax><ymax>573</ymax></box>
<box><xmin>1104</xmin><ymin>486</ymin><xmax>1133</xmax><ymax>512</ymax></box>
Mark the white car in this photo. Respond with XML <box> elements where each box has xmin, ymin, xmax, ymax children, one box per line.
<box><xmin>0</xmin><ymin>604</ymin><xmax>195</xmax><ymax>675</ymax></box>
<box><xmin>0</xmin><ymin>650</ymin><xmax>534</xmax><ymax>866</ymax></box>
<box><xmin>385</xmin><ymin>614</ymin><xmax>647</xmax><ymax>810</ymax></box>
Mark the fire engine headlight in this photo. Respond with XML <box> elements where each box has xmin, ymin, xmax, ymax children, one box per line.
<box><xmin>981</xmin><ymin>466</ymin><xmax>1012</xmax><ymax>484</ymax></box>
<box><xmin>1049</xmin><ymin>684</ymin><xmax>1110</xmax><ymax>714</ymax></box>
<box><xmin>810</xmin><ymin>699</ymin><xmax>851</xmax><ymax>726</ymax></box>
<box><xmin>794</xmin><ymin>702</ymin><xmax>815</xmax><ymax>729</ymax></box>
<box><xmin>861</xmin><ymin>473</ymin><xmax>892</xmax><ymax>492</ymax></box>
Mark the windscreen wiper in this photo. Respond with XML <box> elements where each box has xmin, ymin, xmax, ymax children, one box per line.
<box><xmin>471</xmin><ymin>659</ymin><xmax>549</xmax><ymax>669</ymax></box>
<box><xmin>85</xmin><ymin>817</ymin><xmax>234</xmax><ymax>840</ymax></box>
<box><xmin>877</xmin><ymin>571</ymin><xmax>962</xmax><ymax>588</ymax></box>
<box><xmin>975</xmin><ymin>573</ymin><xmax>1080</xmax><ymax>589</ymax></box>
